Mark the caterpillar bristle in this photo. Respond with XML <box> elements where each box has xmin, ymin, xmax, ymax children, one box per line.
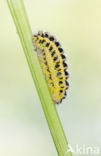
<box><xmin>64</xmin><ymin>91</ymin><xmax>67</xmax><ymax>96</ymax></box>
<box><xmin>63</xmin><ymin>97</ymin><xmax>66</xmax><ymax>99</ymax></box>
<box><xmin>59</xmin><ymin>99</ymin><xmax>62</xmax><ymax>103</ymax></box>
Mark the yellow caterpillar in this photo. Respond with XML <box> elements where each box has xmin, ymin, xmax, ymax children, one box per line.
<box><xmin>32</xmin><ymin>31</ymin><xmax>69</xmax><ymax>104</ymax></box>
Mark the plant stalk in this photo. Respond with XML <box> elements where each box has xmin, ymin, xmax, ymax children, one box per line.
<box><xmin>7</xmin><ymin>0</ymin><xmax>72</xmax><ymax>155</ymax></box>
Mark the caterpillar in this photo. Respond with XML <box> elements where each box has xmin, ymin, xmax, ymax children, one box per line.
<box><xmin>32</xmin><ymin>31</ymin><xmax>69</xmax><ymax>104</ymax></box>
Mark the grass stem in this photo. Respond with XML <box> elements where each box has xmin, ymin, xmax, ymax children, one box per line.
<box><xmin>7</xmin><ymin>0</ymin><xmax>72</xmax><ymax>155</ymax></box>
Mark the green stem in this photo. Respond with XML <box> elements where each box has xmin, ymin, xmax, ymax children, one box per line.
<box><xmin>7</xmin><ymin>0</ymin><xmax>72</xmax><ymax>156</ymax></box>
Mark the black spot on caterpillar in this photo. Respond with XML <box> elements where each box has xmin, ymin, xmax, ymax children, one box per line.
<box><xmin>51</xmin><ymin>51</ymin><xmax>56</xmax><ymax>57</ymax></box>
<box><xmin>46</xmin><ymin>42</ymin><xmax>50</xmax><ymax>47</ymax></box>
<box><xmin>49</xmin><ymin>36</ymin><xmax>54</xmax><ymax>41</ymax></box>
<box><xmin>55</xmin><ymin>41</ymin><xmax>60</xmax><ymax>47</ymax></box>
<box><xmin>58</xmin><ymin>47</ymin><xmax>63</xmax><ymax>53</ymax></box>
<box><xmin>49</xmin><ymin>46</ymin><xmax>53</xmax><ymax>51</ymax></box>
<box><xmin>32</xmin><ymin>31</ymin><xmax>69</xmax><ymax>104</ymax></box>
